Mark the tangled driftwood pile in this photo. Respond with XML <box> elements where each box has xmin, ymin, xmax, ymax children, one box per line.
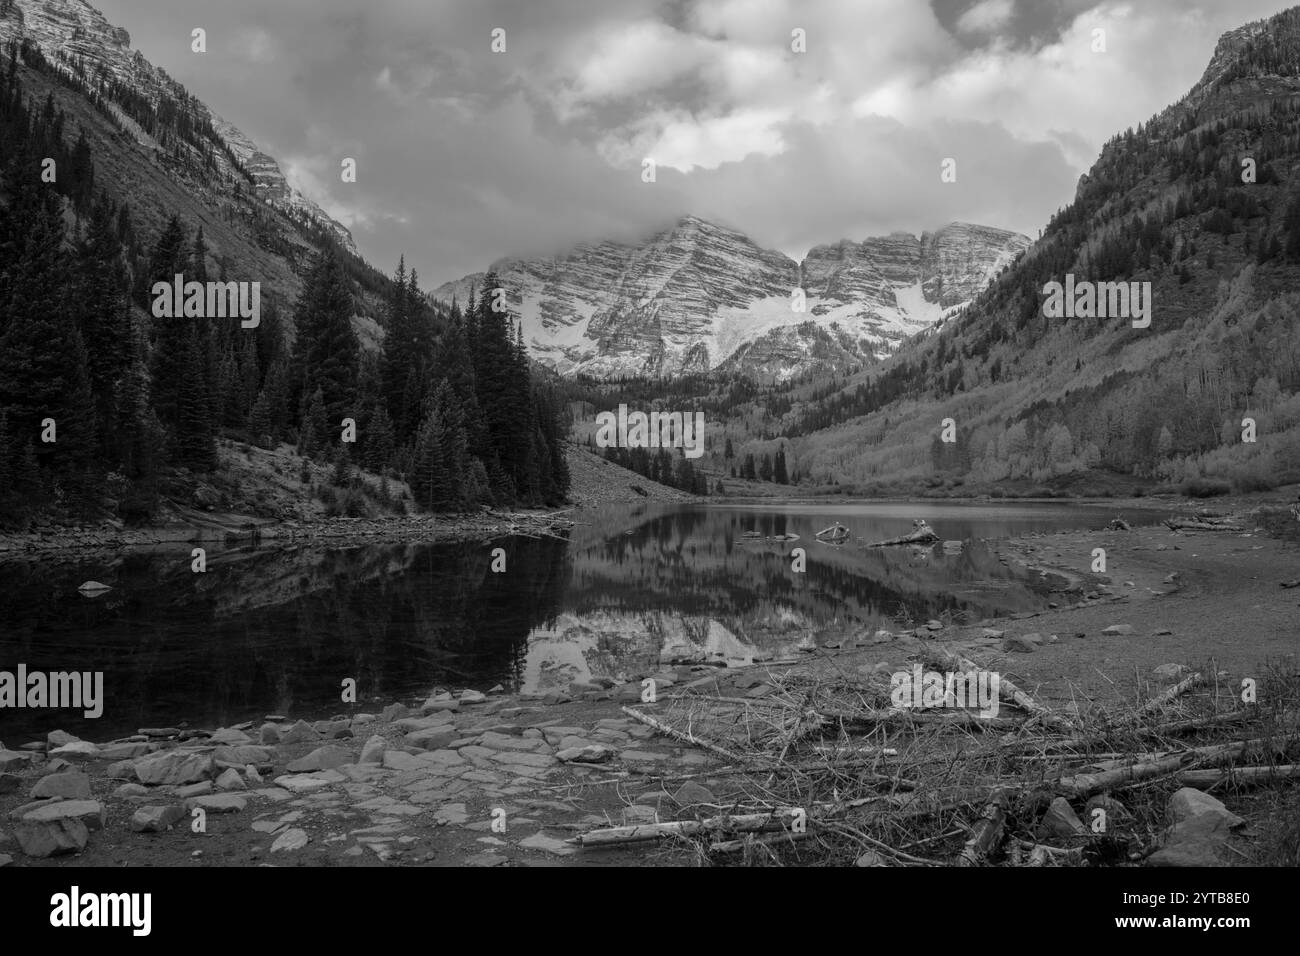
<box><xmin>565</xmin><ymin>651</ymin><xmax>1299</xmax><ymax>866</ymax></box>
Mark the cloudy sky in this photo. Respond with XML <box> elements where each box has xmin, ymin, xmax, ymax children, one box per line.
<box><xmin>97</xmin><ymin>0</ymin><xmax>1296</xmax><ymax>287</ymax></box>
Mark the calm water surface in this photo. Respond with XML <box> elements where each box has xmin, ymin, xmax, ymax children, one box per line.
<box><xmin>0</xmin><ymin>501</ymin><xmax>1167</xmax><ymax>740</ymax></box>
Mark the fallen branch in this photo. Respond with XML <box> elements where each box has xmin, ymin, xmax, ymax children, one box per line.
<box><xmin>575</xmin><ymin>808</ymin><xmax>802</xmax><ymax>847</ymax></box>
<box><xmin>925</xmin><ymin>647</ymin><xmax>1073</xmax><ymax>731</ymax></box>
<box><xmin>1134</xmin><ymin>672</ymin><xmax>1204</xmax><ymax>718</ymax></box>
<box><xmin>620</xmin><ymin>706</ymin><xmax>745</xmax><ymax>763</ymax></box>
<box><xmin>1172</xmin><ymin>764</ymin><xmax>1300</xmax><ymax>789</ymax></box>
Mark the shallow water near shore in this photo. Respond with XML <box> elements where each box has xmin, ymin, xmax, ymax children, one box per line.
<box><xmin>0</xmin><ymin>500</ymin><xmax>1168</xmax><ymax>741</ymax></box>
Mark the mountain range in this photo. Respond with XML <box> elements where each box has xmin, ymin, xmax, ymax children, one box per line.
<box><xmin>431</xmin><ymin>217</ymin><xmax>1029</xmax><ymax>380</ymax></box>
<box><xmin>761</xmin><ymin>7</ymin><xmax>1300</xmax><ymax>492</ymax></box>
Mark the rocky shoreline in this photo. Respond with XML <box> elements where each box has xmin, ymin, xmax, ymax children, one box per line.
<box><xmin>1</xmin><ymin>518</ymin><xmax>1295</xmax><ymax>868</ymax></box>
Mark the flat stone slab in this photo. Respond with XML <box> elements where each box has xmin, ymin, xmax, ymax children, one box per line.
<box><xmin>414</xmin><ymin>749</ymin><xmax>467</xmax><ymax>769</ymax></box>
<box><xmin>48</xmin><ymin>741</ymin><xmax>99</xmax><ymax>760</ymax></box>
<box><xmin>487</xmin><ymin>751</ymin><xmax>555</xmax><ymax>769</ymax></box>
<box><xmin>214</xmin><ymin>745</ymin><xmax>276</xmax><ymax>766</ymax></box>
<box><xmin>21</xmin><ymin>799</ymin><xmax>105</xmax><ymax>830</ymax></box>
<box><xmin>434</xmin><ymin>803</ymin><xmax>470</xmax><ymax>825</ymax></box>
<box><xmin>270</xmin><ymin>828</ymin><xmax>310</xmax><ymax>852</ymax></box>
<box><xmin>134</xmin><ymin>750</ymin><xmax>214</xmax><ymax>786</ymax></box>
<box><xmin>519</xmin><ymin>833</ymin><xmax>577</xmax><ymax>856</ymax></box>
<box><xmin>394</xmin><ymin>714</ymin><xmax>456</xmax><ymax>733</ymax></box>
<box><xmin>273</xmin><ymin>774</ymin><xmax>336</xmax><ymax>794</ymax></box>
<box><xmin>479</xmin><ymin>732</ymin><xmax>551</xmax><ymax>753</ymax></box>
<box><xmin>185</xmin><ymin>794</ymin><xmax>247</xmax><ymax>813</ymax></box>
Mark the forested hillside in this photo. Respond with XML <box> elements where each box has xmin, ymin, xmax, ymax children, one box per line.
<box><xmin>0</xmin><ymin>39</ymin><xmax>568</xmax><ymax>529</ymax></box>
<box><xmin>777</xmin><ymin>10</ymin><xmax>1300</xmax><ymax>495</ymax></box>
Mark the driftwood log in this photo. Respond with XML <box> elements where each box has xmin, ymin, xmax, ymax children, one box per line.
<box><xmin>867</xmin><ymin>528</ymin><xmax>940</xmax><ymax>548</ymax></box>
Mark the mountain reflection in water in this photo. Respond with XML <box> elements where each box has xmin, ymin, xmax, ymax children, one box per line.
<box><xmin>0</xmin><ymin>501</ymin><xmax>1164</xmax><ymax>739</ymax></box>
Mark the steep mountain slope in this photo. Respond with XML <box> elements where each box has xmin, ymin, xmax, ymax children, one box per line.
<box><xmin>0</xmin><ymin>0</ymin><xmax>355</xmax><ymax>252</ymax></box>
<box><xmin>431</xmin><ymin>216</ymin><xmax>1028</xmax><ymax>381</ymax></box>
<box><xmin>0</xmin><ymin>0</ymin><xmax>394</xmax><ymax>349</ymax></box>
<box><xmin>783</xmin><ymin>8</ymin><xmax>1300</xmax><ymax>493</ymax></box>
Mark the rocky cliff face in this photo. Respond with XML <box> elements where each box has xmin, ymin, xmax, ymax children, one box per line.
<box><xmin>433</xmin><ymin>217</ymin><xmax>1029</xmax><ymax>380</ymax></box>
<box><xmin>0</xmin><ymin>0</ymin><xmax>355</xmax><ymax>252</ymax></box>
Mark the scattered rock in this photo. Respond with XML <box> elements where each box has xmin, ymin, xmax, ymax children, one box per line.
<box><xmin>405</xmin><ymin>728</ymin><xmax>458</xmax><ymax>751</ymax></box>
<box><xmin>359</xmin><ymin>735</ymin><xmax>386</xmax><ymax>765</ymax></box>
<box><xmin>519</xmin><ymin>832</ymin><xmax>576</xmax><ymax>856</ymax></box>
<box><xmin>259</xmin><ymin>723</ymin><xmax>280</xmax><ymax>745</ymax></box>
<box><xmin>279</xmin><ymin>720</ymin><xmax>322</xmax><ymax>745</ymax></box>
<box><xmin>286</xmin><ymin>746</ymin><xmax>354</xmax><ymax>773</ymax></box>
<box><xmin>1101</xmin><ymin>624</ymin><xmax>1134</xmax><ymax>636</ymax></box>
<box><xmin>30</xmin><ymin>772</ymin><xmax>91</xmax><ymax>801</ymax></box>
<box><xmin>207</xmin><ymin>728</ymin><xmax>252</xmax><ymax>746</ymax></box>
<box><xmin>421</xmin><ymin>696</ymin><xmax>460</xmax><ymax>714</ymax></box>
<box><xmin>133</xmin><ymin>750</ymin><xmax>214</xmax><ymax>786</ymax></box>
<box><xmin>185</xmin><ymin>794</ymin><xmax>247</xmax><ymax>814</ymax></box>
<box><xmin>129</xmin><ymin>805</ymin><xmax>185</xmax><ymax>833</ymax></box>
<box><xmin>381</xmin><ymin>703</ymin><xmax>409</xmax><ymax>722</ymax></box>
<box><xmin>48</xmin><ymin>741</ymin><xmax>98</xmax><ymax>760</ymax></box>
<box><xmin>14</xmin><ymin>817</ymin><xmax>88</xmax><ymax>857</ymax></box>
<box><xmin>1037</xmin><ymin>797</ymin><xmax>1086</xmax><ymax>840</ymax></box>
<box><xmin>1003</xmin><ymin>635</ymin><xmax>1038</xmax><ymax>654</ymax></box>
<box><xmin>1169</xmin><ymin>788</ymin><xmax>1244</xmax><ymax>828</ymax></box>
<box><xmin>215</xmin><ymin>768</ymin><xmax>247</xmax><ymax>791</ymax></box>
<box><xmin>213</xmin><ymin>745</ymin><xmax>275</xmax><ymax>767</ymax></box>
<box><xmin>21</xmin><ymin>800</ymin><xmax>105</xmax><ymax>831</ymax></box>
<box><xmin>270</xmin><ymin>828</ymin><xmax>309</xmax><ymax>852</ymax></box>
<box><xmin>1147</xmin><ymin>813</ymin><xmax>1234</xmax><ymax>867</ymax></box>
<box><xmin>273</xmin><ymin>773</ymin><xmax>335</xmax><ymax>794</ymax></box>
<box><xmin>97</xmin><ymin>742</ymin><xmax>150</xmax><ymax>761</ymax></box>
<box><xmin>555</xmin><ymin>745</ymin><xmax>615</xmax><ymax>764</ymax></box>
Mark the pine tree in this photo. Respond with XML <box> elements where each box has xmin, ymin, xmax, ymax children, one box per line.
<box><xmin>175</xmin><ymin>327</ymin><xmax>216</xmax><ymax>470</ymax></box>
<box><xmin>73</xmin><ymin>194</ymin><xmax>132</xmax><ymax>460</ymax></box>
<box><xmin>297</xmin><ymin>387</ymin><xmax>328</xmax><ymax>458</ymax></box>
<box><xmin>293</xmin><ymin>248</ymin><xmax>358</xmax><ymax>432</ymax></box>
<box><xmin>148</xmin><ymin>214</ymin><xmax>190</xmax><ymax>434</ymax></box>
<box><xmin>0</xmin><ymin>188</ymin><xmax>96</xmax><ymax>482</ymax></box>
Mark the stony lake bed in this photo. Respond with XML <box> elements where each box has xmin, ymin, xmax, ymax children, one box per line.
<box><xmin>0</xmin><ymin>501</ymin><xmax>1298</xmax><ymax>868</ymax></box>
